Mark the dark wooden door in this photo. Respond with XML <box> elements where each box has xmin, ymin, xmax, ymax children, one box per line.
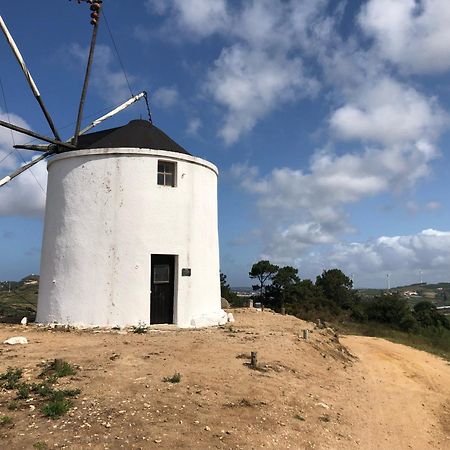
<box><xmin>150</xmin><ymin>255</ymin><xmax>174</xmax><ymax>324</ymax></box>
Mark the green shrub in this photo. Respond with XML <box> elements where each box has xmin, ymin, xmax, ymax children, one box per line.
<box><xmin>40</xmin><ymin>359</ymin><xmax>76</xmax><ymax>378</ymax></box>
<box><xmin>0</xmin><ymin>415</ymin><xmax>13</xmax><ymax>426</ymax></box>
<box><xmin>0</xmin><ymin>367</ymin><xmax>23</xmax><ymax>389</ymax></box>
<box><xmin>41</xmin><ymin>395</ymin><xmax>72</xmax><ymax>419</ymax></box>
<box><xmin>163</xmin><ymin>372</ymin><xmax>182</xmax><ymax>383</ymax></box>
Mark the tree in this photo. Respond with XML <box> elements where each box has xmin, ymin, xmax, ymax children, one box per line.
<box><xmin>364</xmin><ymin>293</ymin><xmax>416</xmax><ymax>331</ymax></box>
<box><xmin>316</xmin><ymin>269</ymin><xmax>355</xmax><ymax>309</ymax></box>
<box><xmin>413</xmin><ymin>301</ymin><xmax>450</xmax><ymax>330</ymax></box>
<box><xmin>220</xmin><ymin>272</ymin><xmax>237</xmax><ymax>304</ymax></box>
<box><xmin>249</xmin><ymin>260</ymin><xmax>279</xmax><ymax>302</ymax></box>
<box><xmin>271</xmin><ymin>266</ymin><xmax>300</xmax><ymax>312</ymax></box>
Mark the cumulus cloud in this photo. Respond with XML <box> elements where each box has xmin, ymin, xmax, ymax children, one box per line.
<box><xmin>69</xmin><ymin>44</ymin><xmax>135</xmax><ymax>103</ymax></box>
<box><xmin>153</xmin><ymin>86</ymin><xmax>179</xmax><ymax>109</ymax></box>
<box><xmin>359</xmin><ymin>0</ymin><xmax>450</xmax><ymax>74</ymax></box>
<box><xmin>147</xmin><ymin>0</ymin><xmax>324</xmax><ymax>143</ymax></box>
<box><xmin>0</xmin><ymin>110</ymin><xmax>47</xmax><ymax>218</ymax></box>
<box><xmin>207</xmin><ymin>45</ymin><xmax>318</xmax><ymax>144</ymax></box>
<box><xmin>327</xmin><ymin>229</ymin><xmax>450</xmax><ymax>283</ymax></box>
<box><xmin>232</xmin><ymin>137</ymin><xmax>438</xmax><ymax>263</ymax></box>
<box><xmin>186</xmin><ymin>117</ymin><xmax>202</xmax><ymax>136</ymax></box>
<box><xmin>330</xmin><ymin>77</ymin><xmax>446</xmax><ymax>146</ymax></box>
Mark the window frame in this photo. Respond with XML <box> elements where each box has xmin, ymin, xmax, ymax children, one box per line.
<box><xmin>157</xmin><ymin>160</ymin><xmax>177</xmax><ymax>187</ymax></box>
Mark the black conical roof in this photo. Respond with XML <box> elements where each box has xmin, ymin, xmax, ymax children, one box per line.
<box><xmin>76</xmin><ymin>120</ymin><xmax>191</xmax><ymax>155</ymax></box>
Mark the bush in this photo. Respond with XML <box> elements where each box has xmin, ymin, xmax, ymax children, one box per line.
<box><xmin>163</xmin><ymin>372</ymin><xmax>182</xmax><ymax>383</ymax></box>
<box><xmin>363</xmin><ymin>294</ymin><xmax>416</xmax><ymax>331</ymax></box>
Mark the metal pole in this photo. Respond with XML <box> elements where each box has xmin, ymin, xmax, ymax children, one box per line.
<box><xmin>0</xmin><ymin>15</ymin><xmax>61</xmax><ymax>141</ymax></box>
<box><xmin>72</xmin><ymin>18</ymin><xmax>100</xmax><ymax>147</ymax></box>
<box><xmin>73</xmin><ymin>91</ymin><xmax>146</xmax><ymax>139</ymax></box>
<box><xmin>13</xmin><ymin>144</ymin><xmax>51</xmax><ymax>152</ymax></box>
<box><xmin>0</xmin><ymin>119</ymin><xmax>75</xmax><ymax>149</ymax></box>
<box><xmin>0</xmin><ymin>151</ymin><xmax>53</xmax><ymax>187</ymax></box>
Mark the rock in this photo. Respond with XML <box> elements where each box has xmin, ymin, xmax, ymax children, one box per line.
<box><xmin>205</xmin><ymin>426</ymin><xmax>211</xmax><ymax>431</ymax></box>
<box><xmin>227</xmin><ymin>313</ymin><xmax>235</xmax><ymax>323</ymax></box>
<box><xmin>3</xmin><ymin>336</ymin><xmax>28</xmax><ymax>345</ymax></box>
<box><xmin>316</xmin><ymin>402</ymin><xmax>330</xmax><ymax>410</ymax></box>
<box><xmin>21</xmin><ymin>317</ymin><xmax>27</xmax><ymax>326</ymax></box>
<box><xmin>221</xmin><ymin>297</ymin><xmax>230</xmax><ymax>308</ymax></box>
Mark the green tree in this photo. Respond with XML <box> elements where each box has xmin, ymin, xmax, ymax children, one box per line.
<box><xmin>316</xmin><ymin>269</ymin><xmax>355</xmax><ymax>309</ymax></box>
<box><xmin>413</xmin><ymin>301</ymin><xmax>450</xmax><ymax>330</ymax></box>
<box><xmin>272</xmin><ymin>266</ymin><xmax>300</xmax><ymax>312</ymax></box>
<box><xmin>220</xmin><ymin>272</ymin><xmax>237</xmax><ymax>305</ymax></box>
<box><xmin>364</xmin><ymin>293</ymin><xmax>416</xmax><ymax>331</ymax></box>
<box><xmin>249</xmin><ymin>260</ymin><xmax>279</xmax><ymax>302</ymax></box>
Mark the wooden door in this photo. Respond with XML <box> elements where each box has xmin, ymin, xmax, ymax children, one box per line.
<box><xmin>150</xmin><ymin>255</ymin><xmax>174</xmax><ymax>324</ymax></box>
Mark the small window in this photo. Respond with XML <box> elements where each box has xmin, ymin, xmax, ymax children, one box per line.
<box><xmin>157</xmin><ymin>161</ymin><xmax>176</xmax><ymax>187</ymax></box>
<box><xmin>154</xmin><ymin>264</ymin><xmax>170</xmax><ymax>284</ymax></box>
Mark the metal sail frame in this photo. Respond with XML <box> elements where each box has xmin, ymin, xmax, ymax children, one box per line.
<box><xmin>0</xmin><ymin>1</ymin><xmax>150</xmax><ymax>188</ymax></box>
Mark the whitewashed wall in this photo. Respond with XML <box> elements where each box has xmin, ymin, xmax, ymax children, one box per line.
<box><xmin>36</xmin><ymin>148</ymin><xmax>224</xmax><ymax>327</ymax></box>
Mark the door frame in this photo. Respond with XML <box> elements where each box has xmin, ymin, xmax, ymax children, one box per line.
<box><xmin>149</xmin><ymin>254</ymin><xmax>177</xmax><ymax>324</ymax></box>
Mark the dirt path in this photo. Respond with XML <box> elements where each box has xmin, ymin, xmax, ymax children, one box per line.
<box><xmin>342</xmin><ymin>336</ymin><xmax>450</xmax><ymax>450</ymax></box>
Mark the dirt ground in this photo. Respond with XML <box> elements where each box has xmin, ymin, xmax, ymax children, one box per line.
<box><xmin>0</xmin><ymin>309</ymin><xmax>449</xmax><ymax>450</ymax></box>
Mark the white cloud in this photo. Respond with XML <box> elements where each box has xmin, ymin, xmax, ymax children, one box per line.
<box><xmin>359</xmin><ymin>0</ymin><xmax>450</xmax><ymax>74</ymax></box>
<box><xmin>146</xmin><ymin>0</ymin><xmax>229</xmax><ymax>38</ymax></box>
<box><xmin>425</xmin><ymin>201</ymin><xmax>442</xmax><ymax>211</ymax></box>
<box><xmin>0</xmin><ymin>109</ymin><xmax>47</xmax><ymax>218</ymax></box>
<box><xmin>207</xmin><ymin>45</ymin><xmax>318</xmax><ymax>144</ymax></box>
<box><xmin>147</xmin><ymin>0</ymin><xmax>324</xmax><ymax>143</ymax></box>
<box><xmin>69</xmin><ymin>44</ymin><xmax>135</xmax><ymax>103</ymax></box>
<box><xmin>328</xmin><ymin>229</ymin><xmax>450</xmax><ymax>283</ymax></box>
<box><xmin>232</xmin><ymin>137</ymin><xmax>438</xmax><ymax>262</ymax></box>
<box><xmin>186</xmin><ymin>117</ymin><xmax>202</xmax><ymax>136</ymax></box>
<box><xmin>153</xmin><ymin>86</ymin><xmax>179</xmax><ymax>109</ymax></box>
<box><xmin>330</xmin><ymin>77</ymin><xmax>446</xmax><ymax>146</ymax></box>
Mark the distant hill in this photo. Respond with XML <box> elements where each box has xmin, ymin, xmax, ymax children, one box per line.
<box><xmin>358</xmin><ymin>282</ymin><xmax>450</xmax><ymax>308</ymax></box>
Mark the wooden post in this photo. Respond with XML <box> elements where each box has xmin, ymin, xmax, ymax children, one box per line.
<box><xmin>250</xmin><ymin>351</ymin><xmax>258</xmax><ymax>368</ymax></box>
<box><xmin>303</xmin><ymin>329</ymin><xmax>309</xmax><ymax>340</ymax></box>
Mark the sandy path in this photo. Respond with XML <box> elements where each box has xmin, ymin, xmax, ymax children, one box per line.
<box><xmin>342</xmin><ymin>336</ymin><xmax>450</xmax><ymax>450</ymax></box>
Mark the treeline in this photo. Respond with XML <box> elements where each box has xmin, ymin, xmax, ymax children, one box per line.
<box><xmin>221</xmin><ymin>261</ymin><xmax>450</xmax><ymax>335</ymax></box>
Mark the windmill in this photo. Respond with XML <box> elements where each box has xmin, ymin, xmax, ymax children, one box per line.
<box><xmin>0</xmin><ymin>2</ymin><xmax>226</xmax><ymax>328</ymax></box>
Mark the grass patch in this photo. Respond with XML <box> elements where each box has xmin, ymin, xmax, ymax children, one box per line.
<box><xmin>1</xmin><ymin>361</ymin><xmax>81</xmax><ymax>420</ymax></box>
<box><xmin>0</xmin><ymin>415</ymin><xmax>13</xmax><ymax>426</ymax></box>
<box><xmin>41</xmin><ymin>397</ymin><xmax>72</xmax><ymax>419</ymax></box>
<box><xmin>40</xmin><ymin>359</ymin><xmax>76</xmax><ymax>378</ymax></box>
<box><xmin>7</xmin><ymin>401</ymin><xmax>19</xmax><ymax>411</ymax></box>
<box><xmin>0</xmin><ymin>367</ymin><xmax>23</xmax><ymax>389</ymax></box>
<box><xmin>337</xmin><ymin>321</ymin><xmax>450</xmax><ymax>361</ymax></box>
<box><xmin>162</xmin><ymin>372</ymin><xmax>182</xmax><ymax>383</ymax></box>
<box><xmin>33</xmin><ymin>443</ymin><xmax>48</xmax><ymax>450</ymax></box>
<box><xmin>16</xmin><ymin>383</ymin><xmax>30</xmax><ymax>400</ymax></box>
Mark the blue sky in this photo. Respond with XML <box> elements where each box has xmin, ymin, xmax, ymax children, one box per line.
<box><xmin>1</xmin><ymin>0</ymin><xmax>450</xmax><ymax>288</ymax></box>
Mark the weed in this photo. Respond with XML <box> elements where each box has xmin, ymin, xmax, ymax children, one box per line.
<box><xmin>31</xmin><ymin>381</ymin><xmax>55</xmax><ymax>397</ymax></box>
<box><xmin>40</xmin><ymin>359</ymin><xmax>76</xmax><ymax>378</ymax></box>
<box><xmin>41</xmin><ymin>396</ymin><xmax>72</xmax><ymax>419</ymax></box>
<box><xmin>163</xmin><ymin>372</ymin><xmax>182</xmax><ymax>383</ymax></box>
<box><xmin>0</xmin><ymin>367</ymin><xmax>23</xmax><ymax>389</ymax></box>
<box><xmin>7</xmin><ymin>401</ymin><xmax>19</xmax><ymax>411</ymax></box>
<box><xmin>33</xmin><ymin>443</ymin><xmax>48</xmax><ymax>450</ymax></box>
<box><xmin>294</xmin><ymin>414</ymin><xmax>306</xmax><ymax>421</ymax></box>
<box><xmin>16</xmin><ymin>383</ymin><xmax>30</xmax><ymax>400</ymax></box>
<box><xmin>0</xmin><ymin>415</ymin><xmax>13</xmax><ymax>426</ymax></box>
<box><xmin>133</xmin><ymin>322</ymin><xmax>149</xmax><ymax>334</ymax></box>
<box><xmin>59</xmin><ymin>388</ymin><xmax>81</xmax><ymax>397</ymax></box>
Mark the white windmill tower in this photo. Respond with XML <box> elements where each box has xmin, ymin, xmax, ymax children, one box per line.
<box><xmin>0</xmin><ymin>1</ymin><xmax>226</xmax><ymax>328</ymax></box>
